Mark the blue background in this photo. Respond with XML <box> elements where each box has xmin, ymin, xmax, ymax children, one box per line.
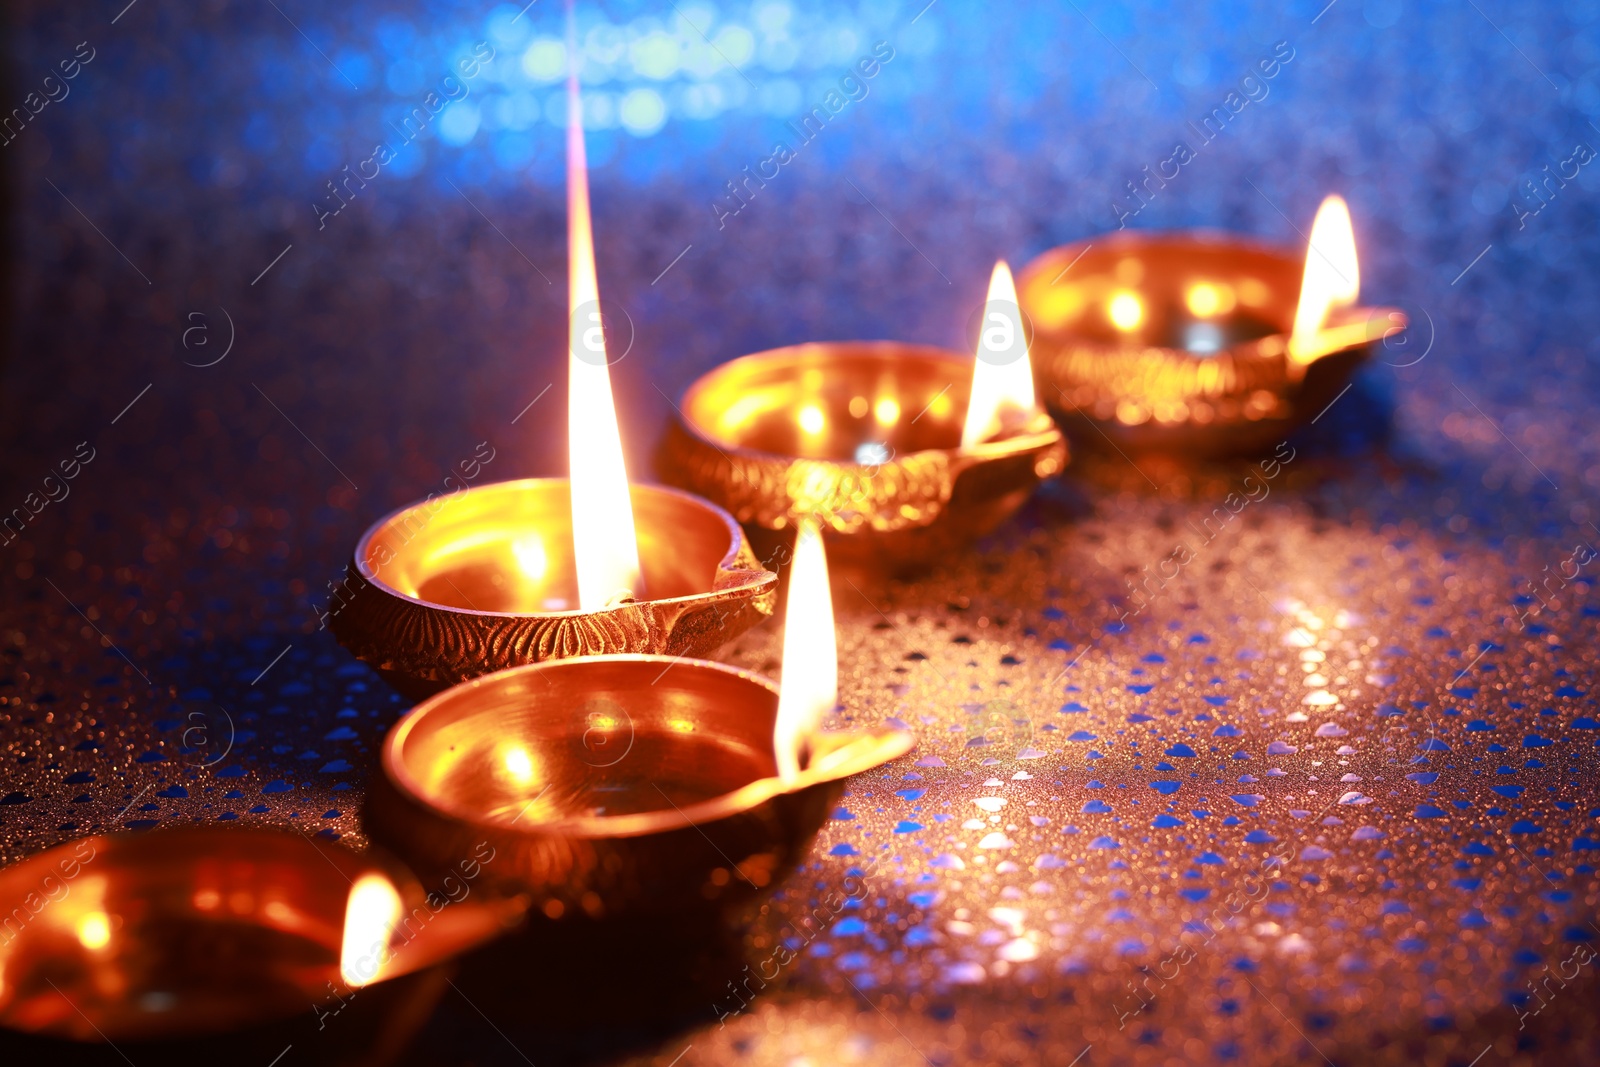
<box><xmin>4</xmin><ymin>3</ymin><xmax>1600</xmax><ymax>1066</ymax></box>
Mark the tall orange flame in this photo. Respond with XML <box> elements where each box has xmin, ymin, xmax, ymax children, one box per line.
<box><xmin>1288</xmin><ymin>195</ymin><xmax>1360</xmax><ymax>364</ymax></box>
<box><xmin>774</xmin><ymin>521</ymin><xmax>838</xmax><ymax>782</ymax></box>
<box><xmin>961</xmin><ymin>260</ymin><xmax>1038</xmax><ymax>449</ymax></box>
<box><xmin>566</xmin><ymin>54</ymin><xmax>644</xmax><ymax>610</ymax></box>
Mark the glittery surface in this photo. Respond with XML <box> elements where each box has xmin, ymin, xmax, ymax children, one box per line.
<box><xmin>3</xmin><ymin>0</ymin><xmax>1600</xmax><ymax>1064</ymax></box>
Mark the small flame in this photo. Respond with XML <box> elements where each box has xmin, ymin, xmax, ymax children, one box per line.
<box><xmin>774</xmin><ymin>521</ymin><xmax>838</xmax><ymax>782</ymax></box>
<box><xmin>1288</xmin><ymin>195</ymin><xmax>1360</xmax><ymax>363</ymax></box>
<box><xmin>566</xmin><ymin>52</ymin><xmax>644</xmax><ymax>611</ymax></box>
<box><xmin>961</xmin><ymin>261</ymin><xmax>1039</xmax><ymax>449</ymax></box>
<box><xmin>339</xmin><ymin>873</ymin><xmax>403</xmax><ymax>988</ymax></box>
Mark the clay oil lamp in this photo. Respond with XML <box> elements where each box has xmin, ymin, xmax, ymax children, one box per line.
<box><xmin>332</xmin><ymin>69</ymin><xmax>774</xmax><ymax>697</ymax></box>
<box><xmin>0</xmin><ymin>827</ymin><xmax>518</xmax><ymax>1066</ymax></box>
<box><xmin>658</xmin><ymin>262</ymin><xmax>1067</xmax><ymax>576</ymax></box>
<box><xmin>362</xmin><ymin>521</ymin><xmax>913</xmax><ymax>924</ymax></box>
<box><xmin>1017</xmin><ymin>196</ymin><xmax>1404</xmax><ymax>458</ymax></box>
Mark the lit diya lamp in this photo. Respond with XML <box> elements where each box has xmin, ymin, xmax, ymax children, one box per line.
<box><xmin>1018</xmin><ymin>196</ymin><xmax>1405</xmax><ymax>457</ymax></box>
<box><xmin>362</xmin><ymin>520</ymin><xmax>913</xmax><ymax>922</ymax></box>
<box><xmin>332</xmin><ymin>68</ymin><xmax>774</xmax><ymax>698</ymax></box>
<box><xmin>0</xmin><ymin>828</ymin><xmax>519</xmax><ymax>1066</ymax></box>
<box><xmin>658</xmin><ymin>262</ymin><xmax>1067</xmax><ymax>576</ymax></box>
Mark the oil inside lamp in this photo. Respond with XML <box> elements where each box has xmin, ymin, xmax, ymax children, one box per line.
<box><xmin>564</xmin><ymin>63</ymin><xmax>644</xmax><ymax>611</ymax></box>
<box><xmin>774</xmin><ymin>520</ymin><xmax>838</xmax><ymax>782</ymax></box>
<box><xmin>1031</xmin><ymin>247</ymin><xmax>1283</xmax><ymax>355</ymax></box>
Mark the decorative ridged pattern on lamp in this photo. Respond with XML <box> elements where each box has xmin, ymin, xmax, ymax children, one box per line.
<box><xmin>659</xmin><ymin>419</ymin><xmax>961</xmax><ymax>534</ymax></box>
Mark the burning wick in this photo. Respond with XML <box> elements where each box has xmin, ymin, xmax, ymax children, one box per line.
<box><xmin>339</xmin><ymin>873</ymin><xmax>403</xmax><ymax>988</ymax></box>
<box><xmin>773</xmin><ymin>520</ymin><xmax>838</xmax><ymax>783</ymax></box>
<box><xmin>962</xmin><ymin>260</ymin><xmax>1039</xmax><ymax>449</ymax></box>
<box><xmin>564</xmin><ymin>28</ymin><xmax>645</xmax><ymax>612</ymax></box>
<box><xmin>1287</xmin><ymin>195</ymin><xmax>1361</xmax><ymax>365</ymax></box>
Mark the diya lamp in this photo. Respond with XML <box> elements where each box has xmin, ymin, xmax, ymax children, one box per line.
<box><xmin>362</xmin><ymin>520</ymin><xmax>914</xmax><ymax>925</ymax></box>
<box><xmin>1017</xmin><ymin>195</ymin><xmax>1405</xmax><ymax>458</ymax></box>
<box><xmin>658</xmin><ymin>261</ymin><xmax>1067</xmax><ymax>577</ymax></box>
<box><xmin>332</xmin><ymin>69</ymin><xmax>775</xmax><ymax>698</ymax></box>
<box><xmin>0</xmin><ymin>828</ymin><xmax>521</xmax><ymax>1067</ymax></box>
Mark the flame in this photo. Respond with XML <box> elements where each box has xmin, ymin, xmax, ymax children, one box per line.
<box><xmin>774</xmin><ymin>521</ymin><xmax>837</xmax><ymax>782</ymax></box>
<box><xmin>961</xmin><ymin>261</ymin><xmax>1039</xmax><ymax>449</ymax></box>
<box><xmin>566</xmin><ymin>56</ymin><xmax>644</xmax><ymax>610</ymax></box>
<box><xmin>1288</xmin><ymin>195</ymin><xmax>1360</xmax><ymax>363</ymax></box>
<box><xmin>339</xmin><ymin>873</ymin><xmax>403</xmax><ymax>988</ymax></box>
